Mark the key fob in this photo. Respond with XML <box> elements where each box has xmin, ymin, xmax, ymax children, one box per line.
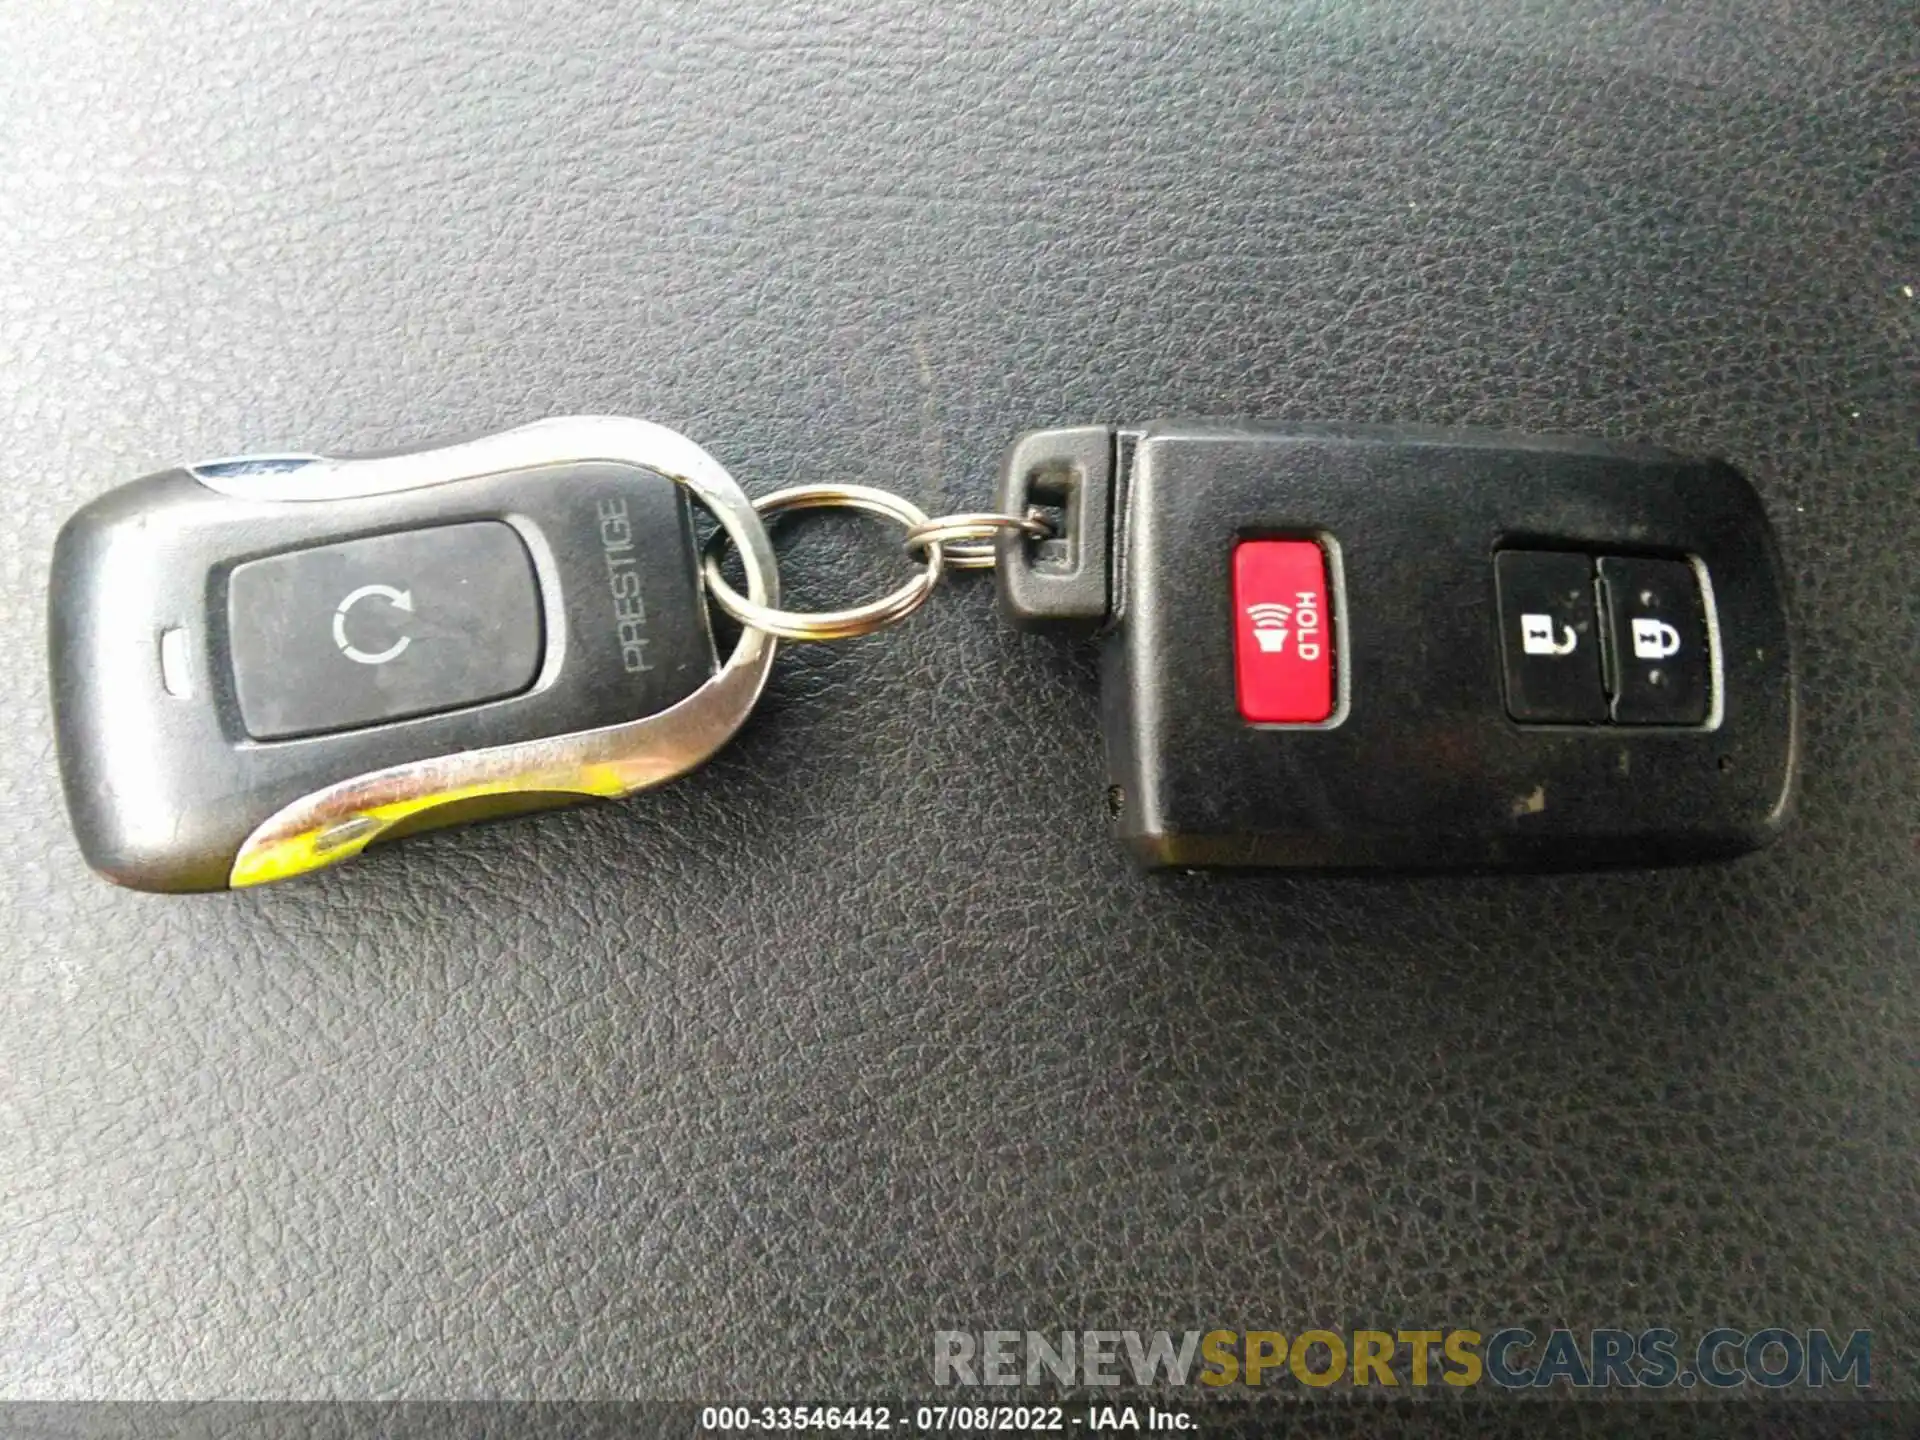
<box><xmin>48</xmin><ymin>417</ymin><xmax>778</xmax><ymax>892</ymax></box>
<box><xmin>996</xmin><ymin>422</ymin><xmax>1797</xmax><ymax>870</ymax></box>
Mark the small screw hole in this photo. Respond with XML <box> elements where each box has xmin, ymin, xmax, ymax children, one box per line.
<box><xmin>1105</xmin><ymin>785</ymin><xmax>1126</xmax><ymax>820</ymax></box>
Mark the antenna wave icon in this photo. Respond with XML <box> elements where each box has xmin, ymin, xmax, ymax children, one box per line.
<box><xmin>1246</xmin><ymin>601</ymin><xmax>1293</xmax><ymax>654</ymax></box>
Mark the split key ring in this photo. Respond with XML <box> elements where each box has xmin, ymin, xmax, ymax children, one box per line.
<box><xmin>701</xmin><ymin>486</ymin><xmax>1049</xmax><ymax>642</ymax></box>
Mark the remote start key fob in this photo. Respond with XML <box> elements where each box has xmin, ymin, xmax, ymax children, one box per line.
<box><xmin>996</xmin><ymin>423</ymin><xmax>1797</xmax><ymax>870</ymax></box>
<box><xmin>48</xmin><ymin>418</ymin><xmax>778</xmax><ymax>892</ymax></box>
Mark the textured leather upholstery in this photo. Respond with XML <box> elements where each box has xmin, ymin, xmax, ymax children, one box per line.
<box><xmin>2</xmin><ymin>0</ymin><xmax>1913</xmax><ymax>1399</ymax></box>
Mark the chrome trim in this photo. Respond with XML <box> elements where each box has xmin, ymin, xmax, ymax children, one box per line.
<box><xmin>188</xmin><ymin>454</ymin><xmax>325</xmax><ymax>483</ymax></box>
<box><xmin>1690</xmin><ymin>553</ymin><xmax>1727</xmax><ymax>733</ymax></box>
<box><xmin>216</xmin><ymin>417</ymin><xmax>779</xmax><ymax>887</ymax></box>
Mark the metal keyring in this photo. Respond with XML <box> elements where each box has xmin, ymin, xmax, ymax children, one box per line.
<box><xmin>703</xmin><ymin>483</ymin><xmax>945</xmax><ymax>641</ymax></box>
<box><xmin>903</xmin><ymin>510</ymin><xmax>1051</xmax><ymax>569</ymax></box>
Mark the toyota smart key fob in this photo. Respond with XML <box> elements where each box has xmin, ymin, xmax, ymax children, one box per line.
<box><xmin>995</xmin><ymin>422</ymin><xmax>1798</xmax><ymax>870</ymax></box>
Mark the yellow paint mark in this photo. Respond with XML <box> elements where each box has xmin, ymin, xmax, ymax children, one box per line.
<box><xmin>229</xmin><ymin>773</ymin><xmax>625</xmax><ymax>887</ymax></box>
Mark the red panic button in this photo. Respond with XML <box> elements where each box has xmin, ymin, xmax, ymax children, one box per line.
<box><xmin>1232</xmin><ymin>540</ymin><xmax>1334</xmax><ymax>724</ymax></box>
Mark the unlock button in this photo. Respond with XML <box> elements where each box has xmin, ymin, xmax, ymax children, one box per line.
<box><xmin>1599</xmin><ymin>556</ymin><xmax>1711</xmax><ymax>726</ymax></box>
<box><xmin>1495</xmin><ymin>550</ymin><xmax>1607</xmax><ymax>723</ymax></box>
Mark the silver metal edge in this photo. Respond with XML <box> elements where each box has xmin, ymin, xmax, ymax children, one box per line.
<box><xmin>1689</xmin><ymin>552</ymin><xmax>1727</xmax><ymax>733</ymax></box>
<box><xmin>211</xmin><ymin>417</ymin><xmax>779</xmax><ymax>886</ymax></box>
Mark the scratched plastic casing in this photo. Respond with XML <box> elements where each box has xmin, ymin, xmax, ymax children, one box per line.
<box><xmin>997</xmin><ymin>422</ymin><xmax>1799</xmax><ymax>870</ymax></box>
<box><xmin>48</xmin><ymin>419</ymin><xmax>777</xmax><ymax>892</ymax></box>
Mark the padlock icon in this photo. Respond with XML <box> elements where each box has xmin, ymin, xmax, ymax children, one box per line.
<box><xmin>1631</xmin><ymin>617</ymin><xmax>1682</xmax><ymax>660</ymax></box>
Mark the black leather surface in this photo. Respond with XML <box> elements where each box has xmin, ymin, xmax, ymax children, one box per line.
<box><xmin>4</xmin><ymin>0</ymin><xmax>1914</xmax><ymax>1400</ymax></box>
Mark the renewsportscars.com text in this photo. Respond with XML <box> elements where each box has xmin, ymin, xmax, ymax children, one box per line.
<box><xmin>934</xmin><ymin>1327</ymin><xmax>1872</xmax><ymax>1391</ymax></box>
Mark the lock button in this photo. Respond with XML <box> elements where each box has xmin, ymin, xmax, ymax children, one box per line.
<box><xmin>1599</xmin><ymin>555</ymin><xmax>1711</xmax><ymax>726</ymax></box>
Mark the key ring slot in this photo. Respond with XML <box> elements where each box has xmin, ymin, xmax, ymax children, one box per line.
<box><xmin>703</xmin><ymin>484</ymin><xmax>946</xmax><ymax>642</ymax></box>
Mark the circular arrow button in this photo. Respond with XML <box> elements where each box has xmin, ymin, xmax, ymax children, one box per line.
<box><xmin>226</xmin><ymin>521</ymin><xmax>542</xmax><ymax>740</ymax></box>
<box><xmin>331</xmin><ymin>583</ymin><xmax>415</xmax><ymax>665</ymax></box>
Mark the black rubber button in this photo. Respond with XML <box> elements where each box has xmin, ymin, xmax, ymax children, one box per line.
<box><xmin>227</xmin><ymin>522</ymin><xmax>543</xmax><ymax>739</ymax></box>
<box><xmin>1495</xmin><ymin>550</ymin><xmax>1607</xmax><ymax>723</ymax></box>
<box><xmin>1600</xmin><ymin>555</ymin><xmax>1711</xmax><ymax>726</ymax></box>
